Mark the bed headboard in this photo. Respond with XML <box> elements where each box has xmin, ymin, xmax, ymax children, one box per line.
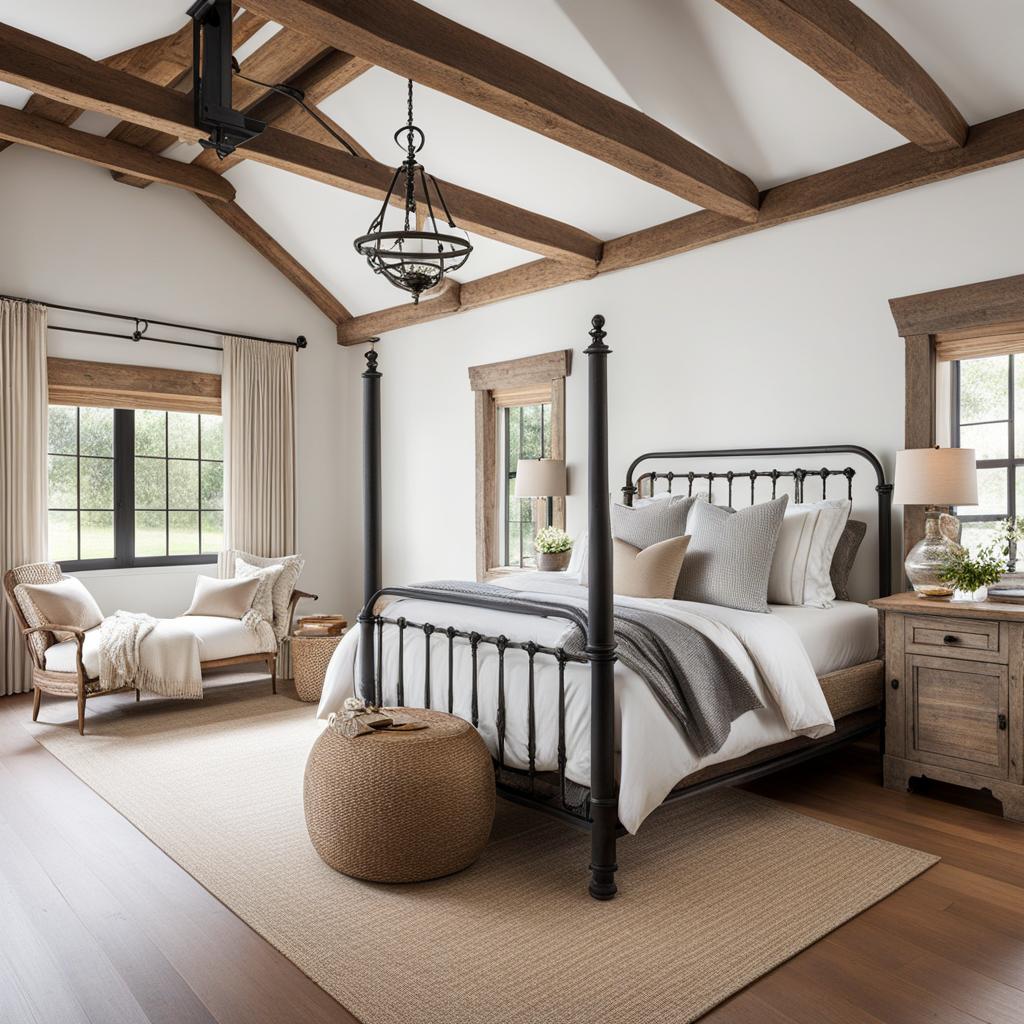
<box><xmin>622</xmin><ymin>445</ymin><xmax>894</xmax><ymax>598</ymax></box>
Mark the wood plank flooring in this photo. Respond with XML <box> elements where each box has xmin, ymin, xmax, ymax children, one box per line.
<box><xmin>1</xmin><ymin>684</ymin><xmax>1022</xmax><ymax>1024</ymax></box>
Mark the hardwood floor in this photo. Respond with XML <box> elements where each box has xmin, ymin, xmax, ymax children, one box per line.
<box><xmin>1</xmin><ymin>685</ymin><xmax>1022</xmax><ymax>1024</ymax></box>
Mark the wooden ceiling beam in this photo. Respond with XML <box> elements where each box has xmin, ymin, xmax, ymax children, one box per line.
<box><xmin>111</xmin><ymin>24</ymin><xmax>325</xmax><ymax>187</ymax></box>
<box><xmin>0</xmin><ymin>24</ymin><xmax>602</xmax><ymax>266</ymax></box>
<box><xmin>335</xmin><ymin>107</ymin><xmax>1024</xmax><ymax>344</ymax></box>
<box><xmin>0</xmin><ymin>103</ymin><xmax>235</xmax><ymax>200</ymax></box>
<box><xmin>198</xmin><ymin>195</ymin><xmax>351</xmax><ymax>323</ymax></box>
<box><xmin>242</xmin><ymin>0</ymin><xmax>761</xmax><ymax>221</ymax></box>
<box><xmin>714</xmin><ymin>0</ymin><xmax>967</xmax><ymax>151</ymax></box>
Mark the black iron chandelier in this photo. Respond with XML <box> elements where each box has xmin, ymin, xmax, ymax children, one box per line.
<box><xmin>354</xmin><ymin>80</ymin><xmax>472</xmax><ymax>303</ymax></box>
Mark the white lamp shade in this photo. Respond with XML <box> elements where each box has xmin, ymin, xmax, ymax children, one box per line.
<box><xmin>892</xmin><ymin>448</ymin><xmax>978</xmax><ymax>506</ymax></box>
<box><xmin>514</xmin><ymin>459</ymin><xmax>566</xmax><ymax>498</ymax></box>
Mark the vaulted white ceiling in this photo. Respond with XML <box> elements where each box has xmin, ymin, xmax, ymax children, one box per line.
<box><xmin>0</xmin><ymin>1</ymin><xmax>1022</xmax><ymax>316</ymax></box>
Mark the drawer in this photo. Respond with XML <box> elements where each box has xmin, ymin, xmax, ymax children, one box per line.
<box><xmin>904</xmin><ymin>614</ymin><xmax>1008</xmax><ymax>664</ymax></box>
<box><xmin>905</xmin><ymin>654</ymin><xmax>1009</xmax><ymax>780</ymax></box>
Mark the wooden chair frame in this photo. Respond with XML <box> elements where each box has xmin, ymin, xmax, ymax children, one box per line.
<box><xmin>3</xmin><ymin>565</ymin><xmax>317</xmax><ymax>735</ymax></box>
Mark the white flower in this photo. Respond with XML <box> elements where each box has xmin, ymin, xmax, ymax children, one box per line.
<box><xmin>535</xmin><ymin>526</ymin><xmax>573</xmax><ymax>554</ymax></box>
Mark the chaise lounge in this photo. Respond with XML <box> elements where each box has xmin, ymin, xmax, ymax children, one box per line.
<box><xmin>3</xmin><ymin>561</ymin><xmax>317</xmax><ymax>735</ymax></box>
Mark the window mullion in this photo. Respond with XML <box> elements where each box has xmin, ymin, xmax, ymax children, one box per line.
<box><xmin>114</xmin><ymin>409</ymin><xmax>134</xmax><ymax>568</ymax></box>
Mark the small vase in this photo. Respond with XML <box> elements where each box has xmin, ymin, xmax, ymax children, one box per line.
<box><xmin>536</xmin><ymin>548</ymin><xmax>570</xmax><ymax>572</ymax></box>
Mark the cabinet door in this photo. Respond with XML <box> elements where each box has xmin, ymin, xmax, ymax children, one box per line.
<box><xmin>906</xmin><ymin>654</ymin><xmax>1009</xmax><ymax>779</ymax></box>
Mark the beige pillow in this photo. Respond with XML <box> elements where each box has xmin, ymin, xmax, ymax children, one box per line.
<box><xmin>17</xmin><ymin>577</ymin><xmax>104</xmax><ymax>638</ymax></box>
<box><xmin>185</xmin><ymin>576</ymin><xmax>260</xmax><ymax>619</ymax></box>
<box><xmin>232</xmin><ymin>551</ymin><xmax>305</xmax><ymax>639</ymax></box>
<box><xmin>234</xmin><ymin>559</ymin><xmax>284</xmax><ymax>627</ymax></box>
<box><xmin>613</xmin><ymin>535</ymin><xmax>690</xmax><ymax>599</ymax></box>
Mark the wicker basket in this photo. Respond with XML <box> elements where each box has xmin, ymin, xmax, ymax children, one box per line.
<box><xmin>292</xmin><ymin>633</ymin><xmax>343</xmax><ymax>702</ymax></box>
<box><xmin>303</xmin><ymin>708</ymin><xmax>495</xmax><ymax>882</ymax></box>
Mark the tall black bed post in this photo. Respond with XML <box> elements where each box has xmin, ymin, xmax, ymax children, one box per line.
<box><xmin>585</xmin><ymin>315</ymin><xmax>618</xmax><ymax>900</ymax></box>
<box><xmin>358</xmin><ymin>341</ymin><xmax>382</xmax><ymax>703</ymax></box>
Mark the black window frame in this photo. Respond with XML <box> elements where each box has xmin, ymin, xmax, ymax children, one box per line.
<box><xmin>951</xmin><ymin>353</ymin><xmax>1021</xmax><ymax>555</ymax></box>
<box><xmin>501</xmin><ymin>401</ymin><xmax>552</xmax><ymax>569</ymax></box>
<box><xmin>48</xmin><ymin>406</ymin><xmax>222</xmax><ymax>572</ymax></box>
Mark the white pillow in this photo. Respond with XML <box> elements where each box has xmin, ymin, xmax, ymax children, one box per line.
<box><xmin>185</xmin><ymin>576</ymin><xmax>260</xmax><ymax>619</ymax></box>
<box><xmin>768</xmin><ymin>499</ymin><xmax>851</xmax><ymax>608</ymax></box>
<box><xmin>232</xmin><ymin>551</ymin><xmax>305</xmax><ymax>639</ymax></box>
<box><xmin>567</xmin><ymin>531</ymin><xmax>588</xmax><ymax>580</ymax></box>
<box><xmin>235</xmin><ymin>558</ymin><xmax>285</xmax><ymax>627</ymax></box>
<box><xmin>16</xmin><ymin>577</ymin><xmax>104</xmax><ymax>639</ymax></box>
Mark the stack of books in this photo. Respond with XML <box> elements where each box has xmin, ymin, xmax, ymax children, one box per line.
<box><xmin>294</xmin><ymin>615</ymin><xmax>348</xmax><ymax>637</ymax></box>
<box><xmin>986</xmin><ymin>573</ymin><xmax>1024</xmax><ymax>604</ymax></box>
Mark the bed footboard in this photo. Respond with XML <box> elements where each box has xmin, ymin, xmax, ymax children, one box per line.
<box><xmin>357</xmin><ymin>587</ymin><xmax>592</xmax><ymax>820</ymax></box>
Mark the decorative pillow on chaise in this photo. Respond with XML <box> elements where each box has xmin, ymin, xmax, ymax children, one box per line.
<box><xmin>613</xmin><ymin>536</ymin><xmax>689</xmax><ymax>599</ymax></box>
<box><xmin>232</xmin><ymin>551</ymin><xmax>305</xmax><ymax>639</ymax></box>
<box><xmin>767</xmin><ymin>499</ymin><xmax>851</xmax><ymax>608</ymax></box>
<box><xmin>16</xmin><ymin>576</ymin><xmax>104</xmax><ymax>641</ymax></box>
<box><xmin>829</xmin><ymin>519</ymin><xmax>867</xmax><ymax>601</ymax></box>
<box><xmin>234</xmin><ymin>559</ymin><xmax>285</xmax><ymax>627</ymax></box>
<box><xmin>184</xmin><ymin>576</ymin><xmax>260</xmax><ymax>619</ymax></box>
<box><xmin>676</xmin><ymin>495</ymin><xmax>789</xmax><ymax>612</ymax></box>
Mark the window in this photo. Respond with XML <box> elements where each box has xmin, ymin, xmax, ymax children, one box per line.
<box><xmin>951</xmin><ymin>353</ymin><xmax>1024</xmax><ymax>556</ymax></box>
<box><xmin>469</xmin><ymin>349</ymin><xmax>570</xmax><ymax>580</ymax></box>
<box><xmin>47</xmin><ymin>405</ymin><xmax>223</xmax><ymax>570</ymax></box>
<box><xmin>501</xmin><ymin>401</ymin><xmax>553</xmax><ymax>568</ymax></box>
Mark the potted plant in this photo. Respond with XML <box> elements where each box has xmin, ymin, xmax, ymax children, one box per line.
<box><xmin>938</xmin><ymin>543</ymin><xmax>1005</xmax><ymax>601</ymax></box>
<box><xmin>534</xmin><ymin>526</ymin><xmax>573</xmax><ymax>572</ymax></box>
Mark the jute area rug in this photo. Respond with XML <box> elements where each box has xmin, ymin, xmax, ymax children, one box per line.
<box><xmin>29</xmin><ymin>687</ymin><xmax>937</xmax><ymax>1024</ymax></box>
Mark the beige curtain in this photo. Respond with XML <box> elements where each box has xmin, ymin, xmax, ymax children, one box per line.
<box><xmin>220</xmin><ymin>335</ymin><xmax>296</xmax><ymax>559</ymax></box>
<box><xmin>1</xmin><ymin>300</ymin><xmax>48</xmax><ymax>696</ymax></box>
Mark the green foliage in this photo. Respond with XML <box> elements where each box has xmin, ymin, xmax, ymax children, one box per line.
<box><xmin>939</xmin><ymin>544</ymin><xmax>1005</xmax><ymax>594</ymax></box>
<box><xmin>535</xmin><ymin>526</ymin><xmax>572</xmax><ymax>554</ymax></box>
<box><xmin>48</xmin><ymin>406</ymin><xmax>77</xmax><ymax>455</ymax></box>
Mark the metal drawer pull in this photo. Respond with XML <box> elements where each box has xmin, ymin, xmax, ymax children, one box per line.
<box><xmin>998</xmin><ymin>714</ymin><xmax>1008</xmax><ymax>731</ymax></box>
<box><xmin>942</xmin><ymin>634</ymin><xmax>960</xmax><ymax>644</ymax></box>
<box><xmin>891</xmin><ymin>679</ymin><xmax>900</xmax><ymax>690</ymax></box>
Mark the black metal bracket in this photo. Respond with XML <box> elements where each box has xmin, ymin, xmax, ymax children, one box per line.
<box><xmin>188</xmin><ymin>0</ymin><xmax>265</xmax><ymax>158</ymax></box>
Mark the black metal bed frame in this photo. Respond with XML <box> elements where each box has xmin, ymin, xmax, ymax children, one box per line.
<box><xmin>356</xmin><ymin>315</ymin><xmax>894</xmax><ymax>899</ymax></box>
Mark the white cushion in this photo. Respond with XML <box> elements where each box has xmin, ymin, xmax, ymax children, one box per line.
<box><xmin>16</xmin><ymin>577</ymin><xmax>103</xmax><ymax>638</ymax></box>
<box><xmin>184</xmin><ymin>576</ymin><xmax>259</xmax><ymax>619</ymax></box>
<box><xmin>234</xmin><ymin>558</ymin><xmax>285</xmax><ymax>628</ymax></box>
<box><xmin>768</xmin><ymin>499</ymin><xmax>851</xmax><ymax>608</ymax></box>
<box><xmin>232</xmin><ymin>551</ymin><xmax>305</xmax><ymax>639</ymax></box>
<box><xmin>44</xmin><ymin>616</ymin><xmax>273</xmax><ymax>677</ymax></box>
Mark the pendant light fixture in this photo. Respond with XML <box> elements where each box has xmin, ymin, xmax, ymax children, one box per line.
<box><xmin>354</xmin><ymin>80</ymin><xmax>472</xmax><ymax>303</ymax></box>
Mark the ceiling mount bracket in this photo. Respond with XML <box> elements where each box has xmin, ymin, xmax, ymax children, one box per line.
<box><xmin>188</xmin><ymin>0</ymin><xmax>265</xmax><ymax>158</ymax></box>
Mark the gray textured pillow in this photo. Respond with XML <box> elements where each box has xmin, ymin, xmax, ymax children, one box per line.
<box><xmin>829</xmin><ymin>519</ymin><xmax>866</xmax><ymax>601</ymax></box>
<box><xmin>611</xmin><ymin>496</ymin><xmax>694</xmax><ymax>549</ymax></box>
<box><xmin>675</xmin><ymin>495</ymin><xmax>789</xmax><ymax>612</ymax></box>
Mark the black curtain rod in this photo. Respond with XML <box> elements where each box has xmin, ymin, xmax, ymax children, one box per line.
<box><xmin>0</xmin><ymin>293</ymin><xmax>308</xmax><ymax>351</ymax></box>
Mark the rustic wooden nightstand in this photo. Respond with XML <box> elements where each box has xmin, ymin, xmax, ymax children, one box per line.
<box><xmin>869</xmin><ymin>592</ymin><xmax>1024</xmax><ymax>820</ymax></box>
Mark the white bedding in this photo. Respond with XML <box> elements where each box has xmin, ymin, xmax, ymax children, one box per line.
<box><xmin>318</xmin><ymin>573</ymin><xmax>843</xmax><ymax>833</ymax></box>
<box><xmin>44</xmin><ymin>614</ymin><xmax>277</xmax><ymax>678</ymax></box>
<box><xmin>769</xmin><ymin>601</ymin><xmax>878</xmax><ymax>676</ymax></box>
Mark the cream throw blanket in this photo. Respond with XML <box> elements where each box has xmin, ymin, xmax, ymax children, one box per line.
<box><xmin>99</xmin><ymin>612</ymin><xmax>203</xmax><ymax>699</ymax></box>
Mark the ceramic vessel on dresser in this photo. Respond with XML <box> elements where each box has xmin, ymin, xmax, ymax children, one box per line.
<box><xmin>870</xmin><ymin>592</ymin><xmax>1024</xmax><ymax>821</ymax></box>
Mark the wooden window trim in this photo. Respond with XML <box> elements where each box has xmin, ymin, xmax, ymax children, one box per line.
<box><xmin>469</xmin><ymin>349</ymin><xmax>571</xmax><ymax>581</ymax></box>
<box><xmin>890</xmin><ymin>273</ymin><xmax>1024</xmax><ymax>565</ymax></box>
<box><xmin>48</xmin><ymin>357</ymin><xmax>221</xmax><ymax>414</ymax></box>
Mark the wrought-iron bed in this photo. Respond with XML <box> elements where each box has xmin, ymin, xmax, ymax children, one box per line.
<box><xmin>355</xmin><ymin>315</ymin><xmax>894</xmax><ymax>899</ymax></box>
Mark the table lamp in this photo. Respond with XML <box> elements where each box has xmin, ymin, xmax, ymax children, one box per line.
<box><xmin>893</xmin><ymin>447</ymin><xmax>978</xmax><ymax>597</ymax></box>
<box><xmin>515</xmin><ymin>458</ymin><xmax>567</xmax><ymax>527</ymax></box>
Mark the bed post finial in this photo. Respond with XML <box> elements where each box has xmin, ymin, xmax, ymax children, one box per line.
<box><xmin>584</xmin><ymin>313</ymin><xmax>618</xmax><ymax>901</ymax></box>
<box><xmin>358</xmin><ymin>340</ymin><xmax>383</xmax><ymax>702</ymax></box>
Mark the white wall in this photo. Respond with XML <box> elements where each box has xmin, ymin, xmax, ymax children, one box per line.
<box><xmin>0</xmin><ymin>146</ymin><xmax>356</xmax><ymax>619</ymax></box>
<box><xmin>356</xmin><ymin>160</ymin><xmax>1024</xmax><ymax>601</ymax></box>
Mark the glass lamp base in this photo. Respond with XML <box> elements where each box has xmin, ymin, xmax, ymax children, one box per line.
<box><xmin>905</xmin><ymin>510</ymin><xmax>962</xmax><ymax>598</ymax></box>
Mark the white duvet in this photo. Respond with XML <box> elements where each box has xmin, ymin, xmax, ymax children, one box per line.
<box><xmin>318</xmin><ymin>574</ymin><xmax>834</xmax><ymax>833</ymax></box>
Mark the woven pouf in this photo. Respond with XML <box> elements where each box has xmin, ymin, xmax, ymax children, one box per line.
<box><xmin>304</xmin><ymin>708</ymin><xmax>496</xmax><ymax>882</ymax></box>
